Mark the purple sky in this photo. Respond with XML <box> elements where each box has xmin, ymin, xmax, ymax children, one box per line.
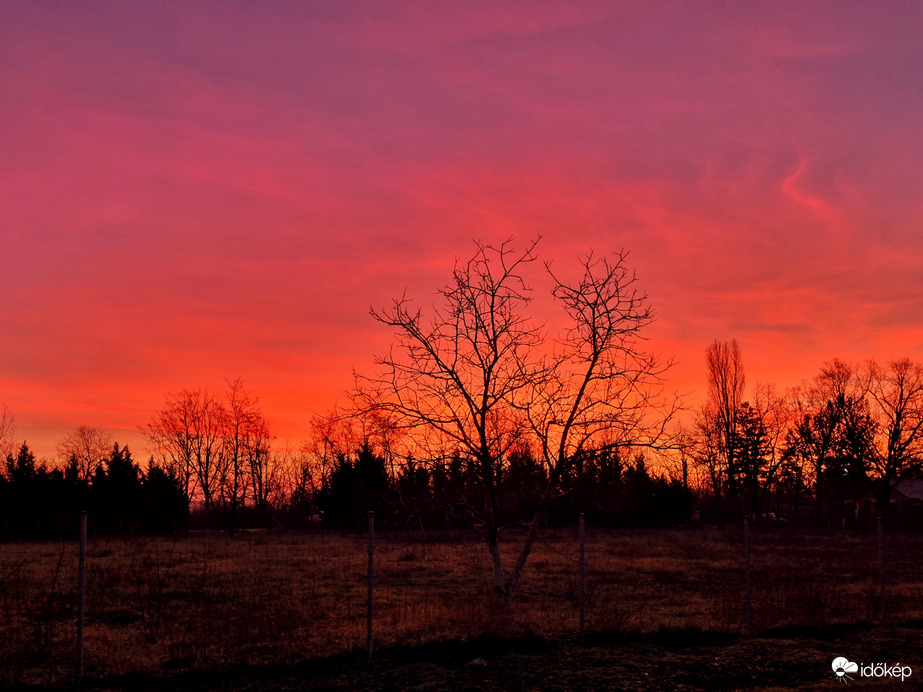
<box><xmin>2</xmin><ymin>1</ymin><xmax>922</xmax><ymax>458</ymax></box>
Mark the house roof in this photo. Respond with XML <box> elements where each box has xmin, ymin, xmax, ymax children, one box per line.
<box><xmin>894</xmin><ymin>479</ymin><xmax>923</xmax><ymax>501</ymax></box>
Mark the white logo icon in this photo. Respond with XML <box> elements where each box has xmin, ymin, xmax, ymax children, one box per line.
<box><xmin>832</xmin><ymin>657</ymin><xmax>858</xmax><ymax>682</ymax></box>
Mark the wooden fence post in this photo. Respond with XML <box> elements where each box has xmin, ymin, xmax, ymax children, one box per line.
<box><xmin>744</xmin><ymin>516</ymin><xmax>753</xmax><ymax>637</ymax></box>
<box><xmin>579</xmin><ymin>513</ymin><xmax>586</xmax><ymax>644</ymax></box>
<box><xmin>878</xmin><ymin>515</ymin><xmax>888</xmax><ymax>625</ymax></box>
<box><xmin>367</xmin><ymin>511</ymin><xmax>374</xmax><ymax>661</ymax></box>
<box><xmin>76</xmin><ymin>511</ymin><xmax>87</xmax><ymax>683</ymax></box>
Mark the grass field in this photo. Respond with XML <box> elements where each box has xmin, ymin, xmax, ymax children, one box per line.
<box><xmin>2</xmin><ymin>526</ymin><xmax>923</xmax><ymax>689</ymax></box>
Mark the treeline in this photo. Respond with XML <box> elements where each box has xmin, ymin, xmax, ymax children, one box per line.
<box><xmin>0</xmin><ymin>442</ymin><xmax>185</xmax><ymax>540</ymax></box>
<box><xmin>685</xmin><ymin>344</ymin><xmax>923</xmax><ymax>527</ymax></box>
<box><xmin>0</xmin><ymin>438</ymin><xmax>690</xmax><ymax>539</ymax></box>
<box><xmin>312</xmin><ymin>444</ymin><xmax>692</xmax><ymax>531</ymax></box>
<box><xmin>3</xmin><ymin>347</ymin><xmax>922</xmax><ymax>539</ymax></box>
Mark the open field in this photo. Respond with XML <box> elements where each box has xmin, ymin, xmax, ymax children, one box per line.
<box><xmin>3</xmin><ymin>527</ymin><xmax>923</xmax><ymax>689</ymax></box>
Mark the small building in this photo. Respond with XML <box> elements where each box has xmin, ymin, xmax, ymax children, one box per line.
<box><xmin>845</xmin><ymin>479</ymin><xmax>923</xmax><ymax>528</ymax></box>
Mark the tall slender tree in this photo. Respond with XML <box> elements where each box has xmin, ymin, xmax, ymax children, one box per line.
<box><xmin>695</xmin><ymin>339</ymin><xmax>745</xmax><ymax>520</ymax></box>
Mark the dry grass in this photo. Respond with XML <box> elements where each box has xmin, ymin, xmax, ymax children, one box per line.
<box><xmin>2</xmin><ymin>526</ymin><xmax>922</xmax><ymax>687</ymax></box>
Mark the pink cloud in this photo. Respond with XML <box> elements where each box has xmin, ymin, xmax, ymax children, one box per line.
<box><xmin>1</xmin><ymin>1</ymin><xmax>922</xmax><ymax>456</ymax></box>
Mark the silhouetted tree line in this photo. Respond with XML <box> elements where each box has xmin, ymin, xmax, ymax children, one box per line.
<box><xmin>313</xmin><ymin>443</ymin><xmax>692</xmax><ymax>531</ymax></box>
<box><xmin>0</xmin><ymin>442</ymin><xmax>186</xmax><ymax>540</ymax></box>
<box><xmin>143</xmin><ymin>380</ymin><xmax>282</xmax><ymax>534</ymax></box>
<box><xmin>3</xmin><ymin>344</ymin><xmax>920</xmax><ymax>541</ymax></box>
<box><xmin>688</xmin><ymin>341</ymin><xmax>923</xmax><ymax>528</ymax></box>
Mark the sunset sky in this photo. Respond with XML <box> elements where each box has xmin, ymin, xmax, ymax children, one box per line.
<box><xmin>2</xmin><ymin>1</ymin><xmax>922</xmax><ymax>459</ymax></box>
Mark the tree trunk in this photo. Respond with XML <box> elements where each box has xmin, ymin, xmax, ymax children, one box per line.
<box><xmin>504</xmin><ymin>507</ymin><xmax>545</xmax><ymax>603</ymax></box>
<box><xmin>487</xmin><ymin>500</ymin><xmax>550</xmax><ymax>605</ymax></box>
<box><xmin>487</xmin><ymin>522</ymin><xmax>508</xmax><ymax>603</ymax></box>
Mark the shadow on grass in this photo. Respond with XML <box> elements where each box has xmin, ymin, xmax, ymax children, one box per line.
<box><xmin>1</xmin><ymin>628</ymin><xmax>735</xmax><ymax>692</ymax></box>
<box><xmin>15</xmin><ymin>623</ymin><xmax>923</xmax><ymax>692</ymax></box>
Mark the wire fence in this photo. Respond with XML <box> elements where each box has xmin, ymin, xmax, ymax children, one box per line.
<box><xmin>2</xmin><ymin>515</ymin><xmax>922</xmax><ymax>687</ymax></box>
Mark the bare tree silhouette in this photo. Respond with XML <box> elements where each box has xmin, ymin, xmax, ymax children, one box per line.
<box><xmin>57</xmin><ymin>425</ymin><xmax>113</xmax><ymax>483</ymax></box>
<box><xmin>864</xmin><ymin>358</ymin><xmax>923</xmax><ymax>506</ymax></box>
<box><xmin>357</xmin><ymin>238</ymin><xmax>677</xmax><ymax>603</ymax></box>
<box><xmin>143</xmin><ymin>387</ymin><xmax>227</xmax><ymax>512</ymax></box>
<box><xmin>0</xmin><ymin>404</ymin><xmax>15</xmax><ymax>461</ymax></box>
<box><xmin>694</xmin><ymin>339</ymin><xmax>745</xmax><ymax>523</ymax></box>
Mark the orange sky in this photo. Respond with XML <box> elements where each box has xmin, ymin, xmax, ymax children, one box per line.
<box><xmin>2</xmin><ymin>2</ymin><xmax>922</xmax><ymax>460</ymax></box>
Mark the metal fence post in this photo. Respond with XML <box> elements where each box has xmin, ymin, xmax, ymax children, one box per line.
<box><xmin>579</xmin><ymin>513</ymin><xmax>586</xmax><ymax>644</ymax></box>
<box><xmin>367</xmin><ymin>511</ymin><xmax>374</xmax><ymax>661</ymax></box>
<box><xmin>744</xmin><ymin>516</ymin><xmax>753</xmax><ymax>637</ymax></box>
<box><xmin>878</xmin><ymin>516</ymin><xmax>888</xmax><ymax>625</ymax></box>
<box><xmin>76</xmin><ymin>511</ymin><xmax>87</xmax><ymax>683</ymax></box>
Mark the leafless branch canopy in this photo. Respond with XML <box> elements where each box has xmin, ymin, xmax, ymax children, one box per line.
<box><xmin>531</xmin><ymin>250</ymin><xmax>677</xmax><ymax>477</ymax></box>
<box><xmin>57</xmin><ymin>425</ymin><xmax>113</xmax><ymax>482</ymax></box>
<box><xmin>354</xmin><ymin>238</ymin><xmax>679</xmax><ymax>602</ymax></box>
<box><xmin>360</xmin><ymin>238</ymin><xmax>545</xmax><ymax>473</ymax></box>
<box><xmin>0</xmin><ymin>404</ymin><xmax>16</xmax><ymax>461</ymax></box>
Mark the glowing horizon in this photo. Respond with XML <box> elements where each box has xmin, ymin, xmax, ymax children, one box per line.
<box><xmin>2</xmin><ymin>2</ymin><xmax>922</xmax><ymax>460</ymax></box>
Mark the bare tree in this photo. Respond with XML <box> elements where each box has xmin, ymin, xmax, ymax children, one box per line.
<box><xmin>281</xmin><ymin>439</ymin><xmax>323</xmax><ymax>512</ymax></box>
<box><xmin>694</xmin><ymin>339</ymin><xmax>745</xmax><ymax>520</ymax></box>
<box><xmin>221</xmin><ymin>378</ymin><xmax>276</xmax><ymax>523</ymax></box>
<box><xmin>511</xmin><ymin>251</ymin><xmax>678</xmax><ymax>599</ymax></box>
<box><xmin>358</xmin><ymin>239</ymin><xmax>676</xmax><ymax>603</ymax></box>
<box><xmin>265</xmin><ymin>439</ymin><xmax>306</xmax><ymax>509</ymax></box>
<box><xmin>303</xmin><ymin>413</ymin><xmax>348</xmax><ymax>496</ymax></box>
<box><xmin>142</xmin><ymin>390</ymin><xmax>198</xmax><ymax>506</ymax></box>
<box><xmin>303</xmin><ymin>409</ymin><xmax>396</xmax><ymax>492</ymax></box>
<box><xmin>57</xmin><ymin>425</ymin><xmax>113</xmax><ymax>482</ymax></box>
<box><xmin>186</xmin><ymin>388</ymin><xmax>227</xmax><ymax>512</ymax></box>
<box><xmin>229</xmin><ymin>382</ymin><xmax>274</xmax><ymax>514</ymax></box>
<box><xmin>0</xmin><ymin>404</ymin><xmax>15</xmax><ymax>461</ymax></box>
<box><xmin>664</xmin><ymin>424</ymin><xmax>697</xmax><ymax>492</ymax></box>
<box><xmin>737</xmin><ymin>384</ymin><xmax>790</xmax><ymax>521</ymax></box>
<box><xmin>143</xmin><ymin>387</ymin><xmax>227</xmax><ymax>511</ymax></box>
<box><xmin>145</xmin><ymin>381</ymin><xmax>277</xmax><ymax>526</ymax></box>
<box><xmin>785</xmin><ymin>359</ymin><xmax>868</xmax><ymax>524</ymax></box>
<box><xmin>864</xmin><ymin>358</ymin><xmax>923</xmax><ymax>502</ymax></box>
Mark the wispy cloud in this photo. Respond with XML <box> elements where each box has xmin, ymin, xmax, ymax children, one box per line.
<box><xmin>1</xmin><ymin>1</ymin><xmax>921</xmax><ymax>454</ymax></box>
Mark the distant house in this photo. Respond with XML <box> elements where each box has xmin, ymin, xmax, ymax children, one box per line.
<box><xmin>845</xmin><ymin>479</ymin><xmax>923</xmax><ymax>528</ymax></box>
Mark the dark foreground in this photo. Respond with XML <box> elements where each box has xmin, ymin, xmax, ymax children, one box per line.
<box><xmin>6</xmin><ymin>529</ymin><xmax>923</xmax><ymax>689</ymax></box>
<box><xmin>14</xmin><ymin>623</ymin><xmax>922</xmax><ymax>692</ymax></box>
